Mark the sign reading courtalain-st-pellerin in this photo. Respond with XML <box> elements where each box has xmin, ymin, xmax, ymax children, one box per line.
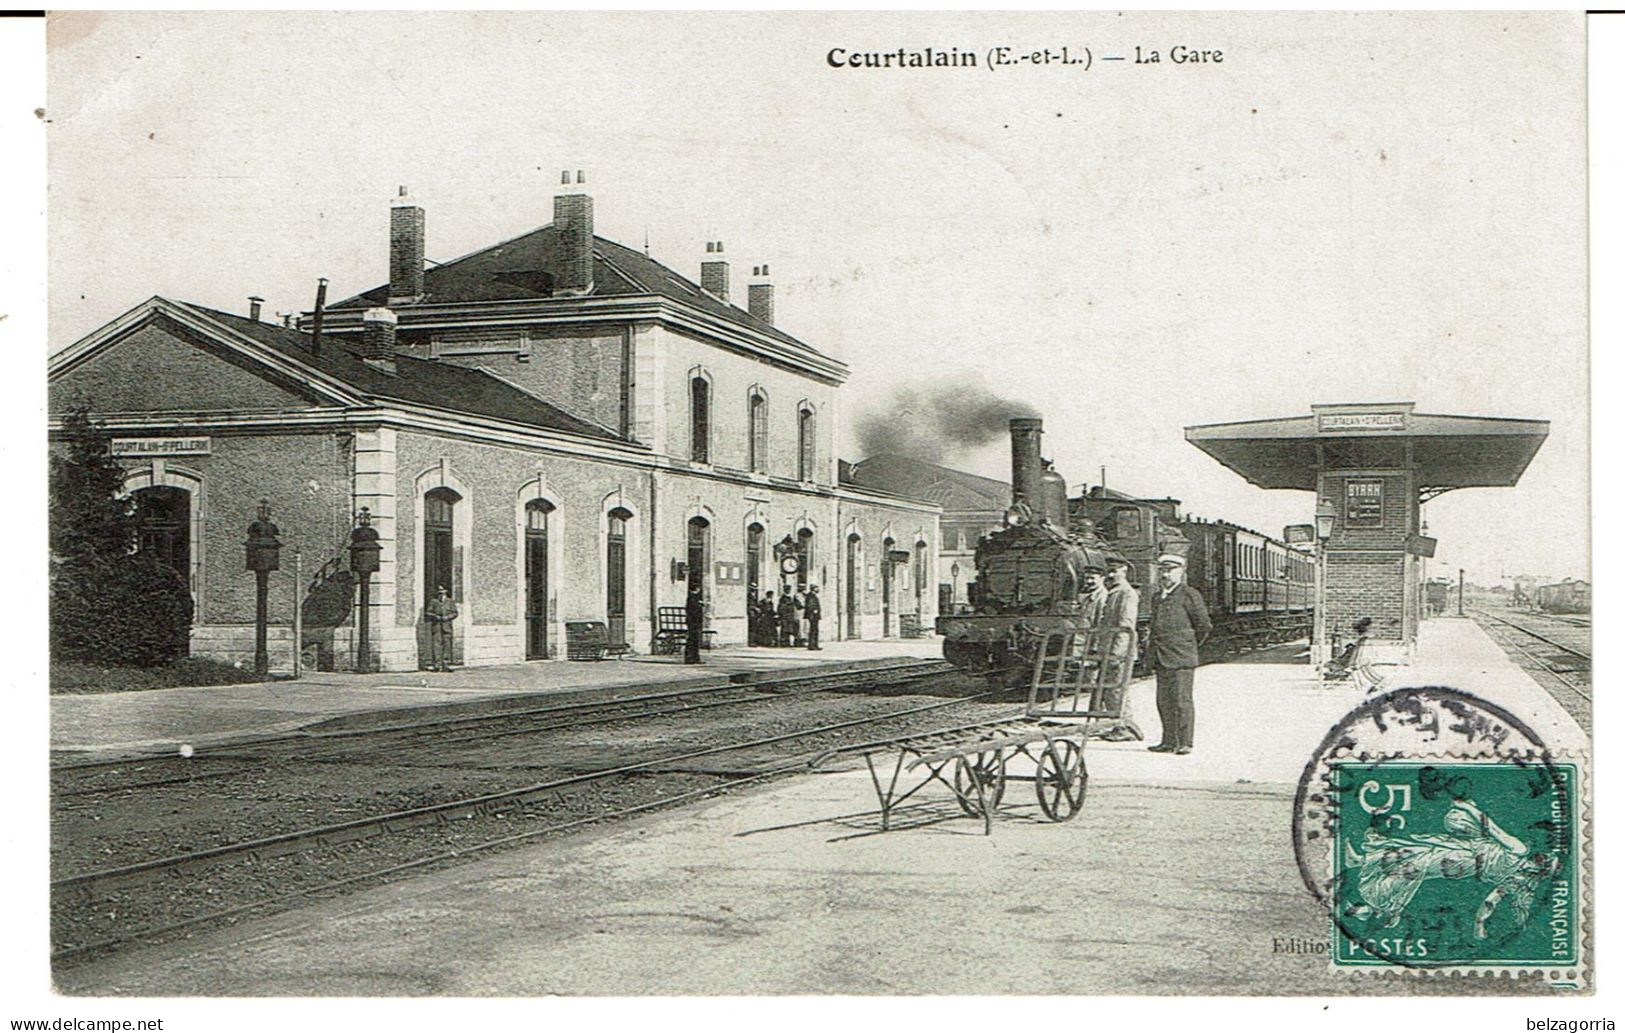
<box><xmin>111</xmin><ymin>436</ymin><xmax>211</xmax><ymax>457</ymax></box>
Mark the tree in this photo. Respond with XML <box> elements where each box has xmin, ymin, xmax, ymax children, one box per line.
<box><xmin>49</xmin><ymin>410</ymin><xmax>194</xmax><ymax>666</ymax></box>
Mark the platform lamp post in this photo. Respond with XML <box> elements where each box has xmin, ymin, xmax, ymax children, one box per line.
<box><xmin>1312</xmin><ymin>500</ymin><xmax>1337</xmax><ymax>665</ymax></box>
<box><xmin>349</xmin><ymin>507</ymin><xmax>382</xmax><ymax>673</ymax></box>
<box><xmin>244</xmin><ymin>499</ymin><xmax>282</xmax><ymax>678</ymax></box>
<box><xmin>950</xmin><ymin>562</ymin><xmax>961</xmax><ymax>613</ymax></box>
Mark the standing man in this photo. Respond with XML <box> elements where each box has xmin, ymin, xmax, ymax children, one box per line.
<box><xmin>777</xmin><ymin>587</ymin><xmax>801</xmax><ymax>647</ymax></box>
<box><xmin>1095</xmin><ymin>557</ymin><xmax>1142</xmax><ymax>741</ymax></box>
<box><xmin>425</xmin><ymin>585</ymin><xmax>458</xmax><ymax>672</ymax></box>
<box><xmin>1078</xmin><ymin>561</ymin><xmax>1108</xmax><ymax>627</ymax></box>
<box><xmin>804</xmin><ymin>585</ymin><xmax>823</xmax><ymax>650</ymax></box>
<box><xmin>759</xmin><ymin>589</ymin><xmax>778</xmax><ymax>648</ymax></box>
<box><xmin>684</xmin><ymin>584</ymin><xmax>706</xmax><ymax>665</ymax></box>
<box><xmin>1146</xmin><ymin>553</ymin><xmax>1211</xmax><ymax>755</ymax></box>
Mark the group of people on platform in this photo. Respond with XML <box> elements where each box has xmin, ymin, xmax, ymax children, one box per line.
<box><xmin>1077</xmin><ymin>552</ymin><xmax>1211</xmax><ymax>756</ymax></box>
<box><xmin>746</xmin><ymin>584</ymin><xmax>823</xmax><ymax>650</ymax></box>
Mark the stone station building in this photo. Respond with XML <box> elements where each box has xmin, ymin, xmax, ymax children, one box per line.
<box><xmin>48</xmin><ymin>176</ymin><xmax>940</xmax><ymax>672</ymax></box>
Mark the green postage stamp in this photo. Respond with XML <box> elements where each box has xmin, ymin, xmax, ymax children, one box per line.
<box><xmin>1329</xmin><ymin>759</ymin><xmax>1582</xmax><ymax>979</ymax></box>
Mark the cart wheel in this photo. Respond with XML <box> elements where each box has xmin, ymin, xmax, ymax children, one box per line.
<box><xmin>952</xmin><ymin>751</ymin><xmax>1007</xmax><ymax>817</ymax></box>
<box><xmin>1035</xmin><ymin>739</ymin><xmax>1087</xmax><ymax>822</ymax></box>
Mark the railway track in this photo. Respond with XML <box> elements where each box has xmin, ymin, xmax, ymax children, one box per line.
<box><xmin>51</xmin><ymin>657</ymin><xmax>953</xmax><ymax>784</ymax></box>
<box><xmin>51</xmin><ymin>662</ymin><xmax>978</xmax><ymax>964</ymax></box>
<box><xmin>1470</xmin><ymin>609</ymin><xmax>1591</xmax><ymax>728</ymax></box>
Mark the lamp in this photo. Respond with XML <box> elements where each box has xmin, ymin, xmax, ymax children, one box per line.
<box><xmin>1315</xmin><ymin>499</ymin><xmax>1337</xmax><ymax>541</ymax></box>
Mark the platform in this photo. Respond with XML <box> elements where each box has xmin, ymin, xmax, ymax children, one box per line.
<box><xmin>49</xmin><ymin>637</ymin><xmax>945</xmax><ymax>758</ymax></box>
<box><xmin>51</xmin><ymin>615</ymin><xmax>1587</xmax><ymax>995</ymax></box>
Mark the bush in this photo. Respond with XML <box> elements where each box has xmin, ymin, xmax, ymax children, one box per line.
<box><xmin>50</xmin><ymin>553</ymin><xmax>194</xmax><ymax>667</ymax></box>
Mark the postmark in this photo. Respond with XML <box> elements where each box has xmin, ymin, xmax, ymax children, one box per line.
<box><xmin>1292</xmin><ymin>686</ymin><xmax>1588</xmax><ymax>986</ymax></box>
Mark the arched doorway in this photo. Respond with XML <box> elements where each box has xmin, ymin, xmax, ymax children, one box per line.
<box><xmin>687</xmin><ymin>516</ymin><xmax>711</xmax><ymax>599</ymax></box>
<box><xmin>881</xmin><ymin>536</ymin><xmax>896</xmax><ymax>637</ymax></box>
<box><xmin>845</xmin><ymin>534</ymin><xmax>861</xmax><ymax>638</ymax></box>
<box><xmin>605</xmin><ymin>507</ymin><xmax>631</xmax><ymax>646</ymax></box>
<box><xmin>796</xmin><ymin>527</ymin><xmax>815</xmax><ymax>592</ymax></box>
<box><xmin>914</xmin><ymin>540</ymin><xmax>928</xmax><ymax>619</ymax></box>
<box><xmin>524</xmin><ymin>498</ymin><xmax>554</xmax><ymax>659</ymax></box>
<box><xmin>746</xmin><ymin>522</ymin><xmax>766</xmax><ymax>600</ymax></box>
<box><xmin>134</xmin><ymin>485</ymin><xmax>190</xmax><ymax>582</ymax></box>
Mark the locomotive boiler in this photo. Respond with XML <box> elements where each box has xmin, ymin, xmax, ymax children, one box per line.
<box><xmin>935</xmin><ymin>418</ymin><xmax>1119</xmax><ymax>684</ymax></box>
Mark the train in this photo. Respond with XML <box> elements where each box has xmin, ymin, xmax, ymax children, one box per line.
<box><xmin>1531</xmin><ymin>579</ymin><xmax>1590</xmax><ymax>615</ymax></box>
<box><xmin>936</xmin><ymin>417</ymin><xmax>1315</xmax><ymax>684</ymax></box>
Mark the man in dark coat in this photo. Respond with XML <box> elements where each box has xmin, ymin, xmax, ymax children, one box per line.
<box><xmin>758</xmin><ymin>590</ymin><xmax>777</xmax><ymax>648</ymax></box>
<box><xmin>684</xmin><ymin>585</ymin><xmax>706</xmax><ymax>664</ymax></box>
<box><xmin>1145</xmin><ymin>553</ymin><xmax>1211</xmax><ymax>755</ymax></box>
<box><xmin>803</xmin><ymin>585</ymin><xmax>823</xmax><ymax>650</ymax></box>
<box><xmin>425</xmin><ymin>585</ymin><xmax>458</xmax><ymax>672</ymax></box>
<box><xmin>777</xmin><ymin>589</ymin><xmax>801</xmax><ymax>647</ymax></box>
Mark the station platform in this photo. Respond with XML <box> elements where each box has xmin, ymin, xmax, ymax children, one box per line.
<box><xmin>54</xmin><ymin>615</ymin><xmax>1588</xmax><ymax>996</ymax></box>
<box><xmin>49</xmin><ymin>637</ymin><xmax>946</xmax><ymax>758</ymax></box>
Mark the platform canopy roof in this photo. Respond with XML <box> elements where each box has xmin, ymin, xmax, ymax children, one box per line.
<box><xmin>1185</xmin><ymin>403</ymin><xmax>1549</xmax><ymax>494</ymax></box>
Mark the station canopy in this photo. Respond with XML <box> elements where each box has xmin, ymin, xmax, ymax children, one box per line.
<box><xmin>1184</xmin><ymin>403</ymin><xmax>1549</xmax><ymax>498</ymax></box>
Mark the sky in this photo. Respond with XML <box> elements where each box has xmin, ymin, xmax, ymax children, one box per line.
<box><xmin>44</xmin><ymin>10</ymin><xmax>1589</xmax><ymax>584</ymax></box>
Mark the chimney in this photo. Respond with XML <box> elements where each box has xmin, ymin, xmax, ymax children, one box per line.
<box><xmin>747</xmin><ymin>264</ymin><xmax>774</xmax><ymax>325</ymax></box>
<box><xmin>389</xmin><ymin>186</ymin><xmax>425</xmax><ymax>304</ymax></box>
<box><xmin>248</xmin><ymin>296</ymin><xmax>264</xmax><ymax>322</ymax></box>
<box><xmin>700</xmin><ymin>241</ymin><xmax>729</xmax><ymax>302</ymax></box>
<box><xmin>362</xmin><ymin>307</ymin><xmax>398</xmax><ymax>374</ymax></box>
<box><xmin>552</xmin><ymin>169</ymin><xmax>594</xmax><ymax>295</ymax></box>
<box><xmin>1009</xmin><ymin>418</ymin><xmax>1043</xmax><ymax>513</ymax></box>
<box><xmin>310</xmin><ymin>277</ymin><xmax>329</xmax><ymax>355</ymax></box>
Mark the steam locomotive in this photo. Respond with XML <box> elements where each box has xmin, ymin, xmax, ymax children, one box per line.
<box><xmin>936</xmin><ymin>417</ymin><xmax>1315</xmax><ymax>684</ymax></box>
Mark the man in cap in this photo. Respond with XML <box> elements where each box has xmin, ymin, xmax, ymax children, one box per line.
<box><xmin>1078</xmin><ymin>559</ymin><xmax>1108</xmax><ymax>628</ymax></box>
<box><xmin>1146</xmin><ymin>552</ymin><xmax>1211</xmax><ymax>755</ymax></box>
<box><xmin>425</xmin><ymin>585</ymin><xmax>458</xmax><ymax>672</ymax></box>
<box><xmin>684</xmin><ymin>584</ymin><xmax>707</xmax><ymax>664</ymax></box>
<box><xmin>804</xmin><ymin>585</ymin><xmax>823</xmax><ymax>650</ymax></box>
<box><xmin>1095</xmin><ymin>557</ymin><xmax>1142</xmax><ymax>741</ymax></box>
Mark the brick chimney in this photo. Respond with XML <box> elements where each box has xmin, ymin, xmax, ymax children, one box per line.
<box><xmin>389</xmin><ymin>186</ymin><xmax>425</xmax><ymax>305</ymax></box>
<box><xmin>362</xmin><ymin>307</ymin><xmax>398</xmax><ymax>375</ymax></box>
<box><xmin>700</xmin><ymin>241</ymin><xmax>729</xmax><ymax>302</ymax></box>
<box><xmin>748</xmin><ymin>265</ymin><xmax>774</xmax><ymax>325</ymax></box>
<box><xmin>552</xmin><ymin>170</ymin><xmax>594</xmax><ymax>295</ymax></box>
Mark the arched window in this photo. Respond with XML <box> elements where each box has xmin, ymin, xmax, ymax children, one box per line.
<box><xmin>748</xmin><ymin>390</ymin><xmax>768</xmax><ymax>474</ymax></box>
<box><xmin>798</xmin><ymin>406</ymin><xmax>816</xmax><ymax>482</ymax></box>
<box><xmin>606</xmin><ymin>507</ymin><xmax>632</xmax><ymax>646</ymax></box>
<box><xmin>746</xmin><ymin>522</ymin><xmax>766</xmax><ymax>598</ymax></box>
<box><xmin>425</xmin><ymin>487</ymin><xmax>462</xmax><ymax>604</ymax></box>
<box><xmin>690</xmin><ymin>376</ymin><xmax>711</xmax><ymax>463</ymax></box>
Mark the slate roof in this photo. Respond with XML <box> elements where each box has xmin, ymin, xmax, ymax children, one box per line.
<box><xmin>186</xmin><ymin>303</ymin><xmax>623</xmax><ymax>441</ymax></box>
<box><xmin>844</xmin><ymin>454</ymin><xmax>1010</xmax><ymax>511</ymax></box>
<box><xmin>329</xmin><ymin>226</ymin><xmax>827</xmax><ymax>359</ymax></box>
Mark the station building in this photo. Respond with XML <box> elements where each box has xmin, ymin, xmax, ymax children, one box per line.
<box><xmin>48</xmin><ymin>176</ymin><xmax>940</xmax><ymax>672</ymax></box>
<box><xmin>1185</xmin><ymin>402</ymin><xmax>1548</xmax><ymax>663</ymax></box>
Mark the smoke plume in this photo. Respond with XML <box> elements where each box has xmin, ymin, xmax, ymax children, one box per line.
<box><xmin>856</xmin><ymin>384</ymin><xmax>1040</xmax><ymax>463</ymax></box>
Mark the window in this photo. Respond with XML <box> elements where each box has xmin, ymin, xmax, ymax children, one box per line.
<box><xmin>425</xmin><ymin>487</ymin><xmax>462</xmax><ymax>603</ymax></box>
<box><xmin>1112</xmin><ymin>507</ymin><xmax>1143</xmax><ymax>542</ymax></box>
<box><xmin>748</xmin><ymin>390</ymin><xmax>767</xmax><ymax>473</ymax></box>
<box><xmin>798</xmin><ymin>406</ymin><xmax>816</xmax><ymax>481</ymax></box>
<box><xmin>690</xmin><ymin>376</ymin><xmax>710</xmax><ymax>463</ymax></box>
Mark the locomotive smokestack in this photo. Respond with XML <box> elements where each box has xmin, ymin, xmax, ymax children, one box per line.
<box><xmin>1009</xmin><ymin>418</ymin><xmax>1043</xmax><ymax>512</ymax></box>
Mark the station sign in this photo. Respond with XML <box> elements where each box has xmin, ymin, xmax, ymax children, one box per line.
<box><xmin>1317</xmin><ymin>411</ymin><xmax>1407</xmax><ymax>433</ymax></box>
<box><xmin>1282</xmin><ymin>524</ymin><xmax>1316</xmax><ymax>545</ymax></box>
<box><xmin>1407</xmin><ymin>534</ymin><xmax>1437</xmax><ymax>558</ymax></box>
<box><xmin>112</xmin><ymin>436</ymin><xmax>211</xmax><ymax>456</ymax></box>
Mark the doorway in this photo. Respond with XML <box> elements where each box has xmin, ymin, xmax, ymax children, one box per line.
<box><xmin>606</xmin><ymin>508</ymin><xmax>631</xmax><ymax>646</ymax></box>
<box><xmin>525</xmin><ymin>498</ymin><xmax>553</xmax><ymax>659</ymax></box>
<box><xmin>846</xmin><ymin>534</ymin><xmax>861</xmax><ymax>638</ymax></box>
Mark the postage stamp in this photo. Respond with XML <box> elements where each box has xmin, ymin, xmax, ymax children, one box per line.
<box><xmin>1293</xmin><ymin>685</ymin><xmax>1589</xmax><ymax>986</ymax></box>
<box><xmin>1329</xmin><ymin>759</ymin><xmax>1581</xmax><ymax>975</ymax></box>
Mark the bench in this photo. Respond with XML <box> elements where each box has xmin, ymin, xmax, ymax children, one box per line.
<box><xmin>564</xmin><ymin>621</ymin><xmax>634</xmax><ymax>661</ymax></box>
<box><xmin>652</xmin><ymin>606</ymin><xmax>717</xmax><ymax>654</ymax></box>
